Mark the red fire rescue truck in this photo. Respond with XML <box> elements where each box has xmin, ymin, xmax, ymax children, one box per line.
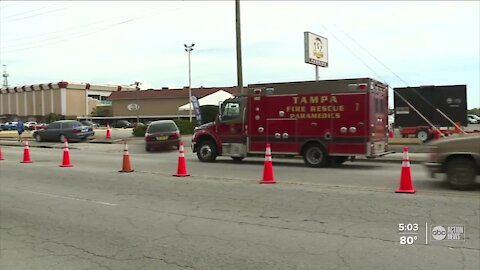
<box><xmin>191</xmin><ymin>78</ymin><xmax>392</xmax><ymax>167</ymax></box>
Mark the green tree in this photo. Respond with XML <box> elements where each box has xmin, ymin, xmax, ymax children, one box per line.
<box><xmin>200</xmin><ymin>105</ymin><xmax>219</xmax><ymax>124</ymax></box>
<box><xmin>45</xmin><ymin>113</ymin><xmax>61</xmax><ymax>123</ymax></box>
<box><xmin>91</xmin><ymin>106</ymin><xmax>111</xmax><ymax>117</ymax></box>
<box><xmin>467</xmin><ymin>108</ymin><xmax>480</xmax><ymax>116</ymax></box>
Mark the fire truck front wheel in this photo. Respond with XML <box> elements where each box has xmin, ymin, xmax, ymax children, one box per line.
<box><xmin>303</xmin><ymin>144</ymin><xmax>329</xmax><ymax>168</ymax></box>
<box><xmin>197</xmin><ymin>140</ymin><xmax>218</xmax><ymax>162</ymax></box>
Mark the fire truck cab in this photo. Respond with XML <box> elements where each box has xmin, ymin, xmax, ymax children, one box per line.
<box><xmin>192</xmin><ymin>78</ymin><xmax>391</xmax><ymax>167</ymax></box>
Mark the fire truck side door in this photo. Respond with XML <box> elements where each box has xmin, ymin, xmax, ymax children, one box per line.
<box><xmin>216</xmin><ymin>100</ymin><xmax>245</xmax><ymax>146</ymax></box>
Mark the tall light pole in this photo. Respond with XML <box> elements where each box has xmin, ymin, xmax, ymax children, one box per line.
<box><xmin>184</xmin><ymin>43</ymin><xmax>195</xmax><ymax>122</ymax></box>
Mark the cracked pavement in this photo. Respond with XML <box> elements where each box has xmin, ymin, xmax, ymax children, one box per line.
<box><xmin>1</xmin><ymin>144</ymin><xmax>479</xmax><ymax>269</ymax></box>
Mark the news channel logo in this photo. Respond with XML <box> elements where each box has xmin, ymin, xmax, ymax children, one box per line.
<box><xmin>431</xmin><ymin>225</ymin><xmax>465</xmax><ymax>241</ymax></box>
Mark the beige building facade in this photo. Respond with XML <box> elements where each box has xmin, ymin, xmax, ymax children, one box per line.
<box><xmin>107</xmin><ymin>87</ymin><xmax>242</xmax><ymax>120</ymax></box>
<box><xmin>0</xmin><ymin>81</ymin><xmax>136</xmax><ymax>121</ymax></box>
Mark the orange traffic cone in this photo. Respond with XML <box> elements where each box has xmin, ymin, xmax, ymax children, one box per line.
<box><xmin>259</xmin><ymin>144</ymin><xmax>276</xmax><ymax>184</ymax></box>
<box><xmin>105</xmin><ymin>124</ymin><xmax>112</xmax><ymax>139</ymax></box>
<box><xmin>60</xmin><ymin>139</ymin><xmax>73</xmax><ymax>167</ymax></box>
<box><xmin>395</xmin><ymin>147</ymin><xmax>415</xmax><ymax>193</ymax></box>
<box><xmin>119</xmin><ymin>141</ymin><xmax>134</xmax><ymax>173</ymax></box>
<box><xmin>173</xmin><ymin>141</ymin><xmax>190</xmax><ymax>177</ymax></box>
<box><xmin>20</xmin><ymin>140</ymin><xmax>33</xmax><ymax>163</ymax></box>
<box><xmin>0</xmin><ymin>145</ymin><xmax>4</xmax><ymax>160</ymax></box>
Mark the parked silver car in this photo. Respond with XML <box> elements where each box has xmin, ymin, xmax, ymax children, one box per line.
<box><xmin>33</xmin><ymin>120</ymin><xmax>95</xmax><ymax>142</ymax></box>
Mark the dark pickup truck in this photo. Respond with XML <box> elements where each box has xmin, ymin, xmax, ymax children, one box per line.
<box><xmin>424</xmin><ymin>134</ymin><xmax>480</xmax><ymax>190</ymax></box>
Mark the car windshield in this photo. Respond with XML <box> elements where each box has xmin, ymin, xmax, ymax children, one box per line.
<box><xmin>148</xmin><ymin>122</ymin><xmax>178</xmax><ymax>133</ymax></box>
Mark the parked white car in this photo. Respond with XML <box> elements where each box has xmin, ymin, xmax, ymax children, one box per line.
<box><xmin>25</xmin><ymin>121</ymin><xmax>38</xmax><ymax>130</ymax></box>
<box><xmin>467</xmin><ymin>114</ymin><xmax>479</xmax><ymax>124</ymax></box>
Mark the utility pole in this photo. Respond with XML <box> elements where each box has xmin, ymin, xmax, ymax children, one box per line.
<box><xmin>2</xmin><ymin>65</ymin><xmax>9</xmax><ymax>87</ymax></box>
<box><xmin>235</xmin><ymin>0</ymin><xmax>244</xmax><ymax>95</ymax></box>
<box><xmin>184</xmin><ymin>43</ymin><xmax>195</xmax><ymax>122</ymax></box>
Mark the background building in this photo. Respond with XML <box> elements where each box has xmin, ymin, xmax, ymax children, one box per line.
<box><xmin>0</xmin><ymin>81</ymin><xmax>136</xmax><ymax>121</ymax></box>
<box><xmin>107</xmin><ymin>86</ymin><xmax>243</xmax><ymax>122</ymax></box>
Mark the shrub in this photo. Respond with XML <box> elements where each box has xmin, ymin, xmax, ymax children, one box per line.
<box><xmin>91</xmin><ymin>106</ymin><xmax>111</xmax><ymax>117</ymax></box>
<box><xmin>133</xmin><ymin>119</ymin><xmax>198</xmax><ymax>136</ymax></box>
<box><xmin>173</xmin><ymin>119</ymin><xmax>198</xmax><ymax>135</ymax></box>
<box><xmin>200</xmin><ymin>105</ymin><xmax>219</xmax><ymax>124</ymax></box>
<box><xmin>132</xmin><ymin>124</ymin><xmax>147</xmax><ymax>137</ymax></box>
<box><xmin>45</xmin><ymin>113</ymin><xmax>62</xmax><ymax>123</ymax></box>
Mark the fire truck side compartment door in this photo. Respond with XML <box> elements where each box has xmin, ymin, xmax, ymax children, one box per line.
<box><xmin>331</xmin><ymin>92</ymin><xmax>368</xmax><ymax>155</ymax></box>
<box><xmin>248</xmin><ymin>95</ymin><xmax>268</xmax><ymax>152</ymax></box>
<box><xmin>266</xmin><ymin>119</ymin><xmax>298</xmax><ymax>153</ymax></box>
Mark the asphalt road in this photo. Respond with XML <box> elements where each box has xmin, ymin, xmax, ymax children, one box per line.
<box><xmin>0</xmin><ymin>143</ymin><xmax>479</xmax><ymax>270</ymax></box>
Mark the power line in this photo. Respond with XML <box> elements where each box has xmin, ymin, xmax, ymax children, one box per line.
<box><xmin>321</xmin><ymin>25</ymin><xmax>387</xmax><ymax>83</ymax></box>
<box><xmin>1</xmin><ymin>5</ymin><xmax>155</xmax><ymax>43</ymax></box>
<box><xmin>1</xmin><ymin>5</ymin><xmax>71</xmax><ymax>23</ymax></box>
<box><xmin>333</xmin><ymin>25</ymin><xmax>464</xmax><ymax>130</ymax></box>
<box><xmin>1</xmin><ymin>4</ymin><xmax>189</xmax><ymax>53</ymax></box>
<box><xmin>0</xmin><ymin>3</ymin><xmax>60</xmax><ymax>19</ymax></box>
<box><xmin>2</xmin><ymin>3</ymin><xmax>59</xmax><ymax>19</ymax></box>
<box><xmin>2</xmin><ymin>19</ymin><xmax>135</xmax><ymax>53</ymax></box>
<box><xmin>333</xmin><ymin>24</ymin><xmax>411</xmax><ymax>87</ymax></box>
<box><xmin>0</xmin><ymin>2</ymin><xmax>25</xmax><ymax>9</ymax></box>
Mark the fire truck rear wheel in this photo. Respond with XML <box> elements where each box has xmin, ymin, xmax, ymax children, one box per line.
<box><xmin>303</xmin><ymin>144</ymin><xmax>328</xmax><ymax>168</ymax></box>
<box><xmin>197</xmin><ymin>140</ymin><xmax>217</xmax><ymax>162</ymax></box>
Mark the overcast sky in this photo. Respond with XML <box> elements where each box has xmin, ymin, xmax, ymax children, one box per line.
<box><xmin>1</xmin><ymin>1</ymin><xmax>479</xmax><ymax>109</ymax></box>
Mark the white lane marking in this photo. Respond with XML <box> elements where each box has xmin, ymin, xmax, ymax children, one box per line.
<box><xmin>19</xmin><ymin>189</ymin><xmax>117</xmax><ymax>206</ymax></box>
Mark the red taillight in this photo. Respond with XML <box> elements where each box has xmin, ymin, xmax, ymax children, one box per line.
<box><xmin>358</xmin><ymin>84</ymin><xmax>367</xmax><ymax>90</ymax></box>
<box><xmin>145</xmin><ymin>133</ymin><xmax>155</xmax><ymax>141</ymax></box>
<box><xmin>170</xmin><ymin>132</ymin><xmax>180</xmax><ymax>139</ymax></box>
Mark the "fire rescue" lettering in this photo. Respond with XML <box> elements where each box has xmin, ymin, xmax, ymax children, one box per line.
<box><xmin>286</xmin><ymin>95</ymin><xmax>343</xmax><ymax>119</ymax></box>
<box><xmin>286</xmin><ymin>106</ymin><xmax>306</xmax><ymax>112</ymax></box>
<box><xmin>309</xmin><ymin>105</ymin><xmax>344</xmax><ymax>112</ymax></box>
